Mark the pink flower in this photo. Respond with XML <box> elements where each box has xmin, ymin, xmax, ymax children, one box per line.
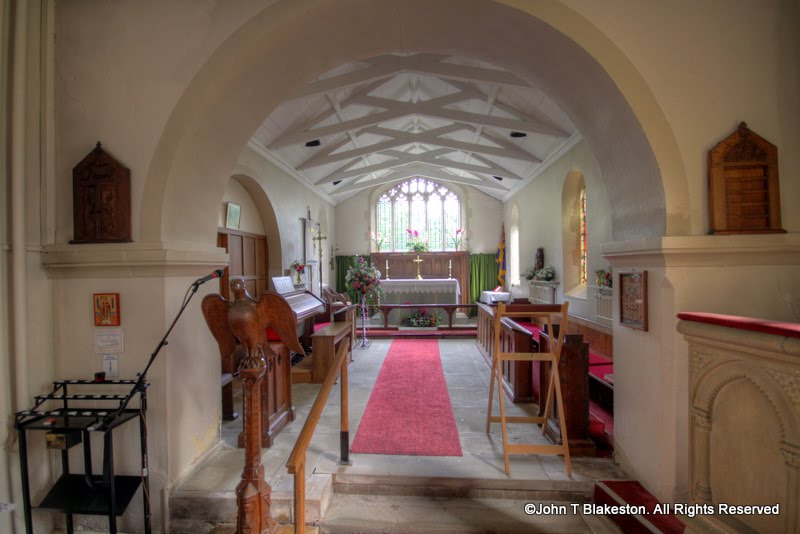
<box><xmin>456</xmin><ymin>228</ymin><xmax>463</xmax><ymax>235</ymax></box>
<box><xmin>414</xmin><ymin>230</ymin><xmax>419</xmax><ymax>237</ymax></box>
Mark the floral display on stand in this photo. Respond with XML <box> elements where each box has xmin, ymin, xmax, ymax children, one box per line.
<box><xmin>289</xmin><ymin>259</ymin><xmax>305</xmax><ymax>284</ymax></box>
<box><xmin>406</xmin><ymin>228</ymin><xmax>430</xmax><ymax>253</ymax></box>
<box><xmin>400</xmin><ymin>306</ymin><xmax>441</xmax><ymax>328</ymax></box>
<box><xmin>522</xmin><ymin>266</ymin><xmax>537</xmax><ymax>281</ymax></box>
<box><xmin>345</xmin><ymin>256</ymin><xmax>383</xmax><ymax>348</ymax></box>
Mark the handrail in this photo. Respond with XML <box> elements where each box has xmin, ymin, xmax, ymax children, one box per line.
<box><xmin>286</xmin><ymin>338</ymin><xmax>350</xmax><ymax>533</ymax></box>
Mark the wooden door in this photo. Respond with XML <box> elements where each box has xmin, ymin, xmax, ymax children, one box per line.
<box><xmin>217</xmin><ymin>228</ymin><xmax>268</xmax><ymax>299</ymax></box>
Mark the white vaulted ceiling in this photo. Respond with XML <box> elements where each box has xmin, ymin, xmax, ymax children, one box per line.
<box><xmin>250</xmin><ymin>53</ymin><xmax>579</xmax><ymax>202</ymax></box>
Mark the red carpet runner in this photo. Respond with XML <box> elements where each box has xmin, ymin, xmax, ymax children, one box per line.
<box><xmin>351</xmin><ymin>339</ymin><xmax>463</xmax><ymax>456</ymax></box>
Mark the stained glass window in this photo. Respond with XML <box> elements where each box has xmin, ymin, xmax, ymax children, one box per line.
<box><xmin>375</xmin><ymin>178</ymin><xmax>461</xmax><ymax>251</ymax></box>
<box><xmin>579</xmin><ymin>187</ymin><xmax>587</xmax><ymax>284</ymax></box>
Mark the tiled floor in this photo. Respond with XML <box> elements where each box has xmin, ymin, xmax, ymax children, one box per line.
<box><xmin>213</xmin><ymin>338</ymin><xmax>624</xmax><ymax>486</ymax></box>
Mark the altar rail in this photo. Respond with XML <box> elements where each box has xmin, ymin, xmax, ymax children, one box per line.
<box><xmin>286</xmin><ymin>340</ymin><xmax>351</xmax><ymax>533</ymax></box>
<box><xmin>677</xmin><ymin>312</ymin><xmax>800</xmax><ymax>534</ymax></box>
<box><xmin>375</xmin><ymin>303</ymin><xmax>477</xmax><ymax>328</ymax></box>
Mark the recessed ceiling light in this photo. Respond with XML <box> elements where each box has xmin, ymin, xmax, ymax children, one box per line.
<box><xmin>493</xmin><ymin>176</ymin><xmax>503</xmax><ymax>181</ymax></box>
<box><xmin>332</xmin><ymin>180</ymin><xmax>342</xmax><ymax>186</ymax></box>
<box><xmin>510</xmin><ymin>131</ymin><xmax>527</xmax><ymax>138</ymax></box>
<box><xmin>305</xmin><ymin>139</ymin><xmax>321</xmax><ymax>147</ymax></box>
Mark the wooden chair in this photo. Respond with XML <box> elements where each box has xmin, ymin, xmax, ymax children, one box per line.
<box><xmin>486</xmin><ymin>301</ymin><xmax>572</xmax><ymax>477</ymax></box>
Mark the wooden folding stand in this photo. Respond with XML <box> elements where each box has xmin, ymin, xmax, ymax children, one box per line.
<box><xmin>486</xmin><ymin>302</ymin><xmax>572</xmax><ymax>477</ymax></box>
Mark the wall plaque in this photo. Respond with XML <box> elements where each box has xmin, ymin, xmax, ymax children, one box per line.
<box><xmin>72</xmin><ymin>142</ymin><xmax>132</xmax><ymax>243</ymax></box>
<box><xmin>619</xmin><ymin>271</ymin><xmax>648</xmax><ymax>331</ymax></box>
<box><xmin>708</xmin><ymin>122</ymin><xmax>784</xmax><ymax>235</ymax></box>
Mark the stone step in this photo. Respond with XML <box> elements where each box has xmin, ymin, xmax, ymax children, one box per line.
<box><xmin>319</xmin><ymin>493</ymin><xmax>622</xmax><ymax>534</ymax></box>
<box><xmin>332</xmin><ymin>473</ymin><xmax>595</xmax><ymax>501</ymax></box>
<box><xmin>170</xmin><ymin>472</ymin><xmax>333</xmax><ymax>532</ymax></box>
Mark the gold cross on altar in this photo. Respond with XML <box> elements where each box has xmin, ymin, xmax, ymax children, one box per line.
<box><xmin>413</xmin><ymin>254</ymin><xmax>423</xmax><ymax>280</ymax></box>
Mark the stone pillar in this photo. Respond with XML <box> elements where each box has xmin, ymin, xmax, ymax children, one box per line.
<box><xmin>692</xmin><ymin>411</ymin><xmax>713</xmax><ymax>505</ymax></box>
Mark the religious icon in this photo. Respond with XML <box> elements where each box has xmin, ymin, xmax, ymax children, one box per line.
<box><xmin>93</xmin><ymin>293</ymin><xmax>121</xmax><ymax>326</ymax></box>
<box><xmin>225</xmin><ymin>202</ymin><xmax>241</xmax><ymax>230</ymax></box>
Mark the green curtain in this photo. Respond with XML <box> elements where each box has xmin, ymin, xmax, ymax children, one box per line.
<box><xmin>469</xmin><ymin>253</ymin><xmax>499</xmax><ymax>316</ymax></box>
<box><xmin>335</xmin><ymin>255</ymin><xmax>356</xmax><ymax>293</ymax></box>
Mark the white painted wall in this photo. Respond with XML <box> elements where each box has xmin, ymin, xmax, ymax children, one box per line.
<box><xmin>236</xmin><ymin>146</ymin><xmax>336</xmax><ymax>289</ymax></box>
<box><xmin>506</xmin><ymin>140</ymin><xmax>613</xmax><ymax>321</ymax></box>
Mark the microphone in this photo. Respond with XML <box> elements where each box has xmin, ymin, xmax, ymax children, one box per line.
<box><xmin>192</xmin><ymin>269</ymin><xmax>224</xmax><ymax>286</ymax></box>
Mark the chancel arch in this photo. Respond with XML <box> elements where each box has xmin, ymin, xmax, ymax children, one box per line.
<box><xmin>139</xmin><ymin>0</ymin><xmax>690</xmax><ymax>249</ymax></box>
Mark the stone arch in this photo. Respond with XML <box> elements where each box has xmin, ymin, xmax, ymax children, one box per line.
<box><xmin>229</xmin><ymin>170</ymin><xmax>284</xmax><ymax>280</ymax></box>
<box><xmin>140</xmin><ymin>0</ymin><xmax>690</xmax><ymax>247</ymax></box>
<box><xmin>693</xmin><ymin>358</ymin><xmax>799</xmax><ymax>445</ymax></box>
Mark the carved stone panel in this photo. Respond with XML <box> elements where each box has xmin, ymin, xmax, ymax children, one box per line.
<box><xmin>708</xmin><ymin>122</ymin><xmax>784</xmax><ymax>235</ymax></box>
<box><xmin>72</xmin><ymin>142</ymin><xmax>132</xmax><ymax>243</ymax></box>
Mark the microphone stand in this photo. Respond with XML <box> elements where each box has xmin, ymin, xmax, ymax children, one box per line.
<box><xmin>104</xmin><ymin>279</ymin><xmax>205</xmax><ymax>428</ymax></box>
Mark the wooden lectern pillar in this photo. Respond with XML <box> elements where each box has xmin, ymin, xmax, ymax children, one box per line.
<box><xmin>203</xmin><ymin>280</ymin><xmax>305</xmax><ymax>533</ymax></box>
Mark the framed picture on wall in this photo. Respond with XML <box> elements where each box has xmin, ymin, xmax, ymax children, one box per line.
<box><xmin>619</xmin><ymin>271</ymin><xmax>648</xmax><ymax>331</ymax></box>
<box><xmin>93</xmin><ymin>293</ymin><xmax>121</xmax><ymax>327</ymax></box>
<box><xmin>225</xmin><ymin>202</ymin><xmax>241</xmax><ymax>230</ymax></box>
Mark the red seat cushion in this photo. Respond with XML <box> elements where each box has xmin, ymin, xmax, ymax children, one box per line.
<box><xmin>266</xmin><ymin>327</ymin><xmax>281</xmax><ymax>342</ymax></box>
<box><xmin>589</xmin><ymin>351</ymin><xmax>612</xmax><ymax>366</ymax></box>
<box><xmin>313</xmin><ymin>321</ymin><xmax>331</xmax><ymax>333</ymax></box>
<box><xmin>589</xmin><ymin>364</ymin><xmax>614</xmax><ymax>383</ymax></box>
<box><xmin>514</xmin><ymin>321</ymin><xmax>541</xmax><ymax>341</ymax></box>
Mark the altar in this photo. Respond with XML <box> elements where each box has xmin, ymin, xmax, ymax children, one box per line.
<box><xmin>381</xmin><ymin>278</ymin><xmax>461</xmax><ymax>305</ymax></box>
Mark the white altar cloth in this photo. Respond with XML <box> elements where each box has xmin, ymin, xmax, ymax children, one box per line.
<box><xmin>381</xmin><ymin>278</ymin><xmax>460</xmax><ymax>304</ymax></box>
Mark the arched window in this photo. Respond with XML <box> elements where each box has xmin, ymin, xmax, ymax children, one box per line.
<box><xmin>579</xmin><ymin>187</ymin><xmax>587</xmax><ymax>284</ymax></box>
<box><xmin>376</xmin><ymin>178</ymin><xmax>461</xmax><ymax>251</ymax></box>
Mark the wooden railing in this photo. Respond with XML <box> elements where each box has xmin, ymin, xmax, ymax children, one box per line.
<box><xmin>375</xmin><ymin>303</ymin><xmax>478</xmax><ymax>328</ymax></box>
<box><xmin>286</xmin><ymin>339</ymin><xmax>351</xmax><ymax>533</ymax></box>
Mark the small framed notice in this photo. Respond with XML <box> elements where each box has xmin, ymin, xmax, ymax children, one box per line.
<box><xmin>95</xmin><ymin>328</ymin><xmax>124</xmax><ymax>353</ymax></box>
<box><xmin>619</xmin><ymin>271</ymin><xmax>648</xmax><ymax>331</ymax></box>
<box><xmin>93</xmin><ymin>293</ymin><xmax>120</xmax><ymax>326</ymax></box>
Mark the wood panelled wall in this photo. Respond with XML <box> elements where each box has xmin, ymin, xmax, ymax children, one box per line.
<box><xmin>218</xmin><ymin>227</ymin><xmax>268</xmax><ymax>299</ymax></box>
<box><xmin>371</xmin><ymin>252</ymin><xmax>469</xmax><ymax>305</ymax></box>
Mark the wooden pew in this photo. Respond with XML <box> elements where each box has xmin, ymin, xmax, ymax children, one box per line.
<box><xmin>310</xmin><ymin>306</ymin><xmax>354</xmax><ymax>383</ymax></box>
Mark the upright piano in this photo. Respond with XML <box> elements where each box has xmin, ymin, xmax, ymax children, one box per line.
<box><xmin>212</xmin><ymin>276</ymin><xmax>325</xmax><ymax>447</ymax></box>
<box><xmin>244</xmin><ymin>277</ymin><xmax>325</xmax><ymax>447</ymax></box>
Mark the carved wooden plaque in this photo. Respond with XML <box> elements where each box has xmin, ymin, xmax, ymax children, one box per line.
<box><xmin>71</xmin><ymin>142</ymin><xmax>132</xmax><ymax>243</ymax></box>
<box><xmin>708</xmin><ymin>122</ymin><xmax>784</xmax><ymax>234</ymax></box>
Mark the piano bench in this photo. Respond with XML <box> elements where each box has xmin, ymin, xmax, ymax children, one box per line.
<box><xmin>310</xmin><ymin>322</ymin><xmax>352</xmax><ymax>383</ymax></box>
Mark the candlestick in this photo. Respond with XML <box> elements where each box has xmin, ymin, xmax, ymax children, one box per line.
<box><xmin>385</xmin><ymin>259</ymin><xmax>390</xmax><ymax>280</ymax></box>
<box><xmin>448</xmin><ymin>259</ymin><xmax>452</xmax><ymax>279</ymax></box>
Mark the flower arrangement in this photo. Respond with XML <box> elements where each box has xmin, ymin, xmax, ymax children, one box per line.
<box><xmin>406</xmin><ymin>228</ymin><xmax>429</xmax><ymax>253</ymax></box>
<box><xmin>400</xmin><ymin>306</ymin><xmax>441</xmax><ymax>327</ymax></box>
<box><xmin>522</xmin><ymin>266</ymin><xmax>537</xmax><ymax>280</ymax></box>
<box><xmin>345</xmin><ymin>256</ymin><xmax>382</xmax><ymax>300</ymax></box>
<box><xmin>595</xmin><ymin>266</ymin><xmax>613</xmax><ymax>288</ymax></box>
<box><xmin>289</xmin><ymin>260</ymin><xmax>305</xmax><ymax>274</ymax></box>
<box><xmin>450</xmin><ymin>228</ymin><xmax>465</xmax><ymax>250</ymax></box>
<box><xmin>534</xmin><ymin>265</ymin><xmax>557</xmax><ymax>281</ymax></box>
<box><xmin>370</xmin><ymin>230</ymin><xmax>385</xmax><ymax>251</ymax></box>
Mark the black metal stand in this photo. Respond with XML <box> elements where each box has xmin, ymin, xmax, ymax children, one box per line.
<box><xmin>14</xmin><ymin>279</ymin><xmax>203</xmax><ymax>534</ymax></box>
<box><xmin>15</xmin><ymin>379</ymin><xmax>150</xmax><ymax>534</ymax></box>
